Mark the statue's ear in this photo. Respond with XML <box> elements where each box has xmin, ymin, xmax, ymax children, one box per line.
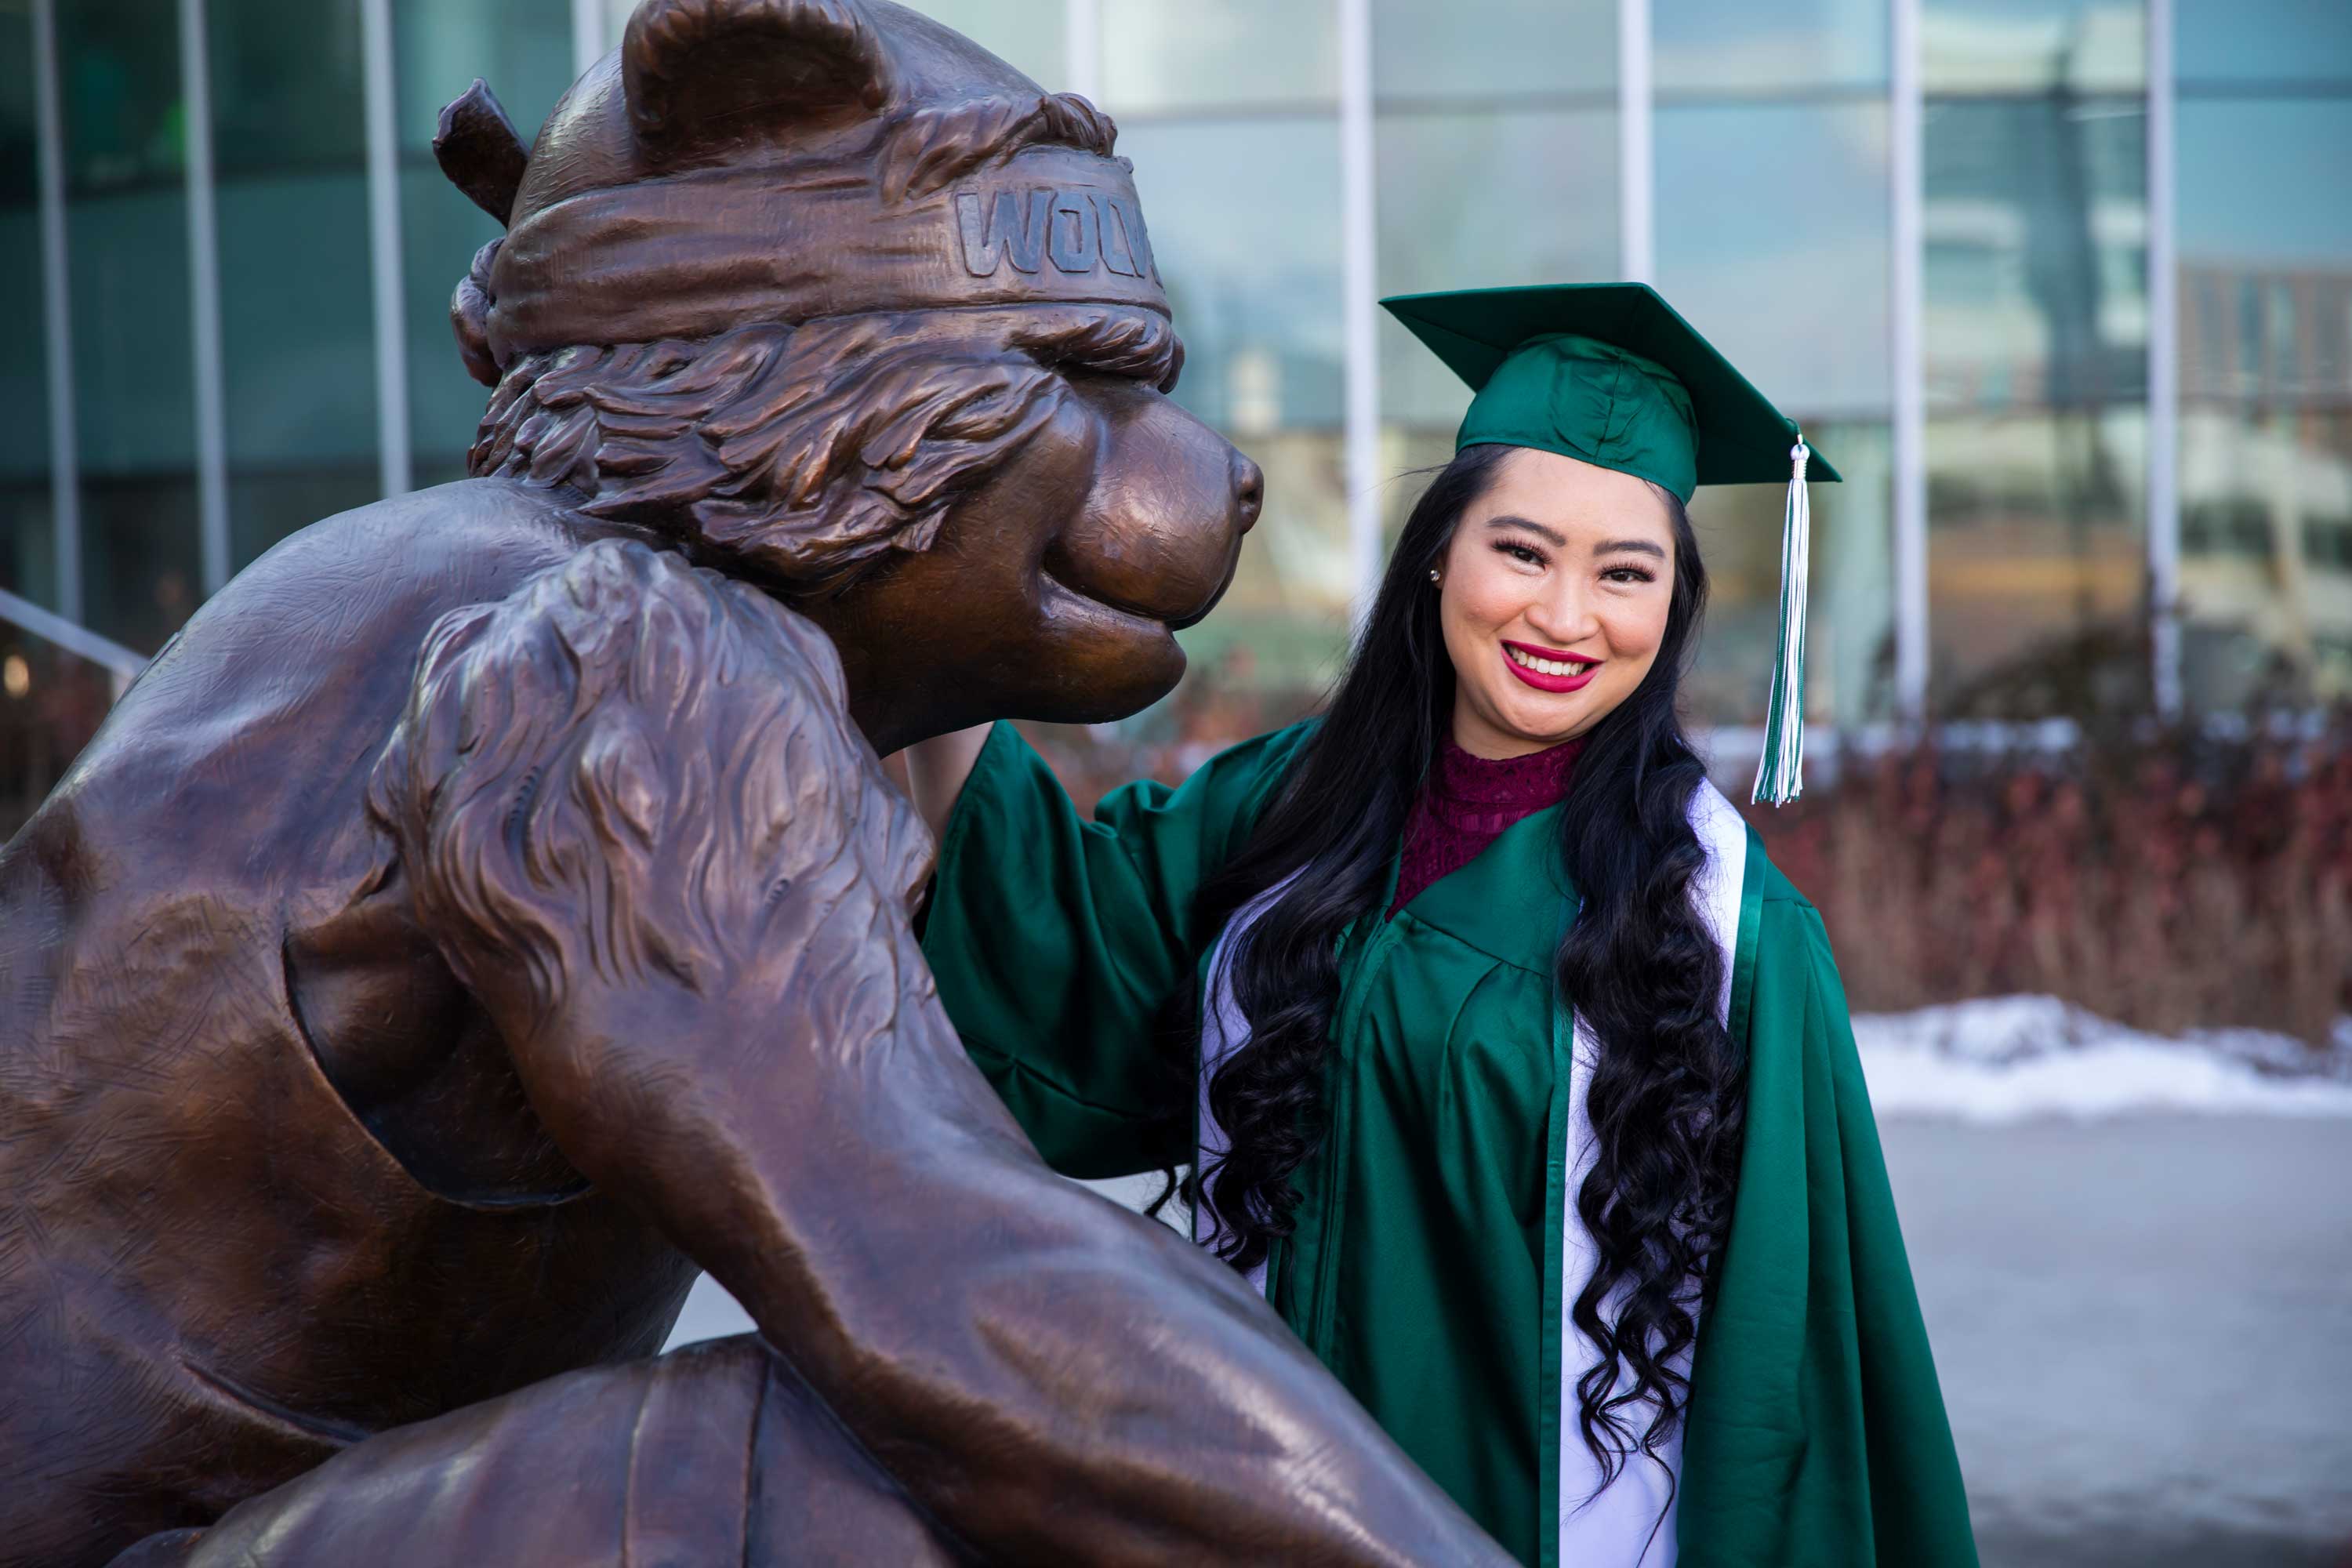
<box><xmin>623</xmin><ymin>0</ymin><xmax>891</xmax><ymax>145</ymax></box>
<box><xmin>434</xmin><ymin>80</ymin><xmax>529</xmax><ymax>227</ymax></box>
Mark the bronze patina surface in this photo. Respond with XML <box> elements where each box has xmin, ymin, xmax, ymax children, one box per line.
<box><xmin>0</xmin><ymin>2</ymin><xmax>1510</xmax><ymax>1563</ymax></box>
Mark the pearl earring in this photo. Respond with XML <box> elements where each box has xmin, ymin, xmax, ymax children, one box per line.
<box><xmin>1428</xmin><ymin>568</ymin><xmax>1441</xmax><ymax>585</ymax></box>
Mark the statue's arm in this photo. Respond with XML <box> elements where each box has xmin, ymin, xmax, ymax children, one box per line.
<box><xmin>372</xmin><ymin>543</ymin><xmax>1509</xmax><ymax>1567</ymax></box>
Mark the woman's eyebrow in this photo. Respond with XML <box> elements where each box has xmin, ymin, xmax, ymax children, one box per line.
<box><xmin>1483</xmin><ymin>516</ymin><xmax>1668</xmax><ymax>561</ymax></box>
<box><xmin>1483</xmin><ymin>514</ymin><xmax>1567</xmax><ymax>547</ymax></box>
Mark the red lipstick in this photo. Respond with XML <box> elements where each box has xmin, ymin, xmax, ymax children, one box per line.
<box><xmin>1500</xmin><ymin>639</ymin><xmax>1601</xmax><ymax>694</ymax></box>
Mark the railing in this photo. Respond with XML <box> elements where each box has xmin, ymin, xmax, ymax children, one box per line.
<box><xmin>0</xmin><ymin>586</ymin><xmax>148</xmax><ymax>698</ymax></box>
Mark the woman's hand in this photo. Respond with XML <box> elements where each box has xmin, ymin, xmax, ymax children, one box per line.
<box><xmin>901</xmin><ymin>723</ymin><xmax>993</xmax><ymax>846</ymax></box>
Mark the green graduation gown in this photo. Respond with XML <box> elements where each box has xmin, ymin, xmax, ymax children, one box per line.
<box><xmin>920</xmin><ymin>720</ymin><xmax>1977</xmax><ymax>1568</ymax></box>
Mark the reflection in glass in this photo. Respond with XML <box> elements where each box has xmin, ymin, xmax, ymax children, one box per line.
<box><xmin>1686</xmin><ymin>421</ymin><xmax>1895</xmax><ymax>728</ymax></box>
<box><xmin>1102</xmin><ymin>0</ymin><xmax>1335</xmax><ymax>112</ymax></box>
<box><xmin>1372</xmin><ymin>0</ymin><xmax>1613</xmax><ymax>100</ymax></box>
<box><xmin>58</xmin><ymin>3</ymin><xmax>199</xmax><ymax>652</ymax></box>
<box><xmin>2178</xmin><ymin>410</ymin><xmax>2352</xmax><ymax>708</ymax></box>
<box><xmin>58</xmin><ymin>0</ymin><xmax>187</xmax><ymax>194</ymax></box>
<box><xmin>214</xmin><ymin>0</ymin><xmax>377</xmax><ymax>568</ymax></box>
<box><xmin>906</xmin><ymin>2</ymin><xmax>1064</xmax><ymax>88</ymax></box>
<box><xmin>1927</xmin><ymin>408</ymin><xmax>2147</xmax><ymax>713</ymax></box>
<box><xmin>394</xmin><ymin>0</ymin><xmax>572</xmax><ymax>156</ymax></box>
<box><xmin>1119</xmin><ymin>118</ymin><xmax>1343</xmax><ymax>432</ymax></box>
<box><xmin>1923</xmin><ymin>93</ymin><xmax>2146</xmax><ymax>412</ymax></box>
<box><xmin>397</xmin><ymin>2</ymin><xmax>574</xmax><ymax>481</ymax></box>
<box><xmin>1376</xmin><ymin>108</ymin><xmax>1617</xmax><ymax>429</ymax></box>
<box><xmin>1</xmin><ymin>0</ymin><xmax>49</xmax><ymax>605</ymax></box>
<box><xmin>1177</xmin><ymin>430</ymin><xmax>1353</xmax><ymax>697</ymax></box>
<box><xmin>206</xmin><ymin>0</ymin><xmax>365</xmax><ymax>176</ymax></box>
<box><xmin>1656</xmin><ymin>102</ymin><xmax>1892</xmax><ymax>419</ymax></box>
<box><xmin>1922</xmin><ymin>0</ymin><xmax>2145</xmax><ymax>96</ymax></box>
<box><xmin>2177</xmin><ymin>85</ymin><xmax>2352</xmax><ymax>706</ymax></box>
<box><xmin>2176</xmin><ymin>0</ymin><xmax>2352</xmax><ymax>88</ymax></box>
<box><xmin>1654</xmin><ymin>0</ymin><xmax>1888</xmax><ymax>94</ymax></box>
<box><xmin>1116</xmin><ymin>115</ymin><xmax>1348</xmax><ymax>692</ymax></box>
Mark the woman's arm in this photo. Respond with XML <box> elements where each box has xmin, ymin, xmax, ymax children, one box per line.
<box><xmin>918</xmin><ymin>719</ymin><xmax>1313</xmax><ymax>1176</ymax></box>
<box><xmin>901</xmin><ymin>723</ymin><xmax>993</xmax><ymax>846</ymax></box>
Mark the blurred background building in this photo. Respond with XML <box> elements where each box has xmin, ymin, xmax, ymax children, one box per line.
<box><xmin>3</xmin><ymin>0</ymin><xmax>2350</xmax><ymax>789</ymax></box>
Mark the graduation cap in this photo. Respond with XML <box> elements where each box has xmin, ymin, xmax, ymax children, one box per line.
<box><xmin>1381</xmin><ymin>281</ymin><xmax>1835</xmax><ymax>807</ymax></box>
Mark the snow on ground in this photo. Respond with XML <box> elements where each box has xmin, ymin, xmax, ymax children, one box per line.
<box><xmin>1854</xmin><ymin>995</ymin><xmax>2352</xmax><ymax>1123</ymax></box>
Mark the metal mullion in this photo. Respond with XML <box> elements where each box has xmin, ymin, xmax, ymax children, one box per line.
<box><xmin>1339</xmin><ymin>0</ymin><xmax>1381</xmax><ymax>630</ymax></box>
<box><xmin>573</xmin><ymin>0</ymin><xmax>605</xmax><ymax>78</ymax></box>
<box><xmin>30</xmin><ymin>0</ymin><xmax>79</xmax><ymax>623</ymax></box>
<box><xmin>1890</xmin><ymin>0</ymin><xmax>1929</xmax><ymax>723</ymax></box>
<box><xmin>361</xmin><ymin>0</ymin><xmax>411</xmax><ymax>499</ymax></box>
<box><xmin>2147</xmin><ymin>0</ymin><xmax>2181</xmax><ymax>717</ymax></box>
<box><xmin>177</xmin><ymin>0</ymin><xmax>230</xmax><ymax>597</ymax></box>
<box><xmin>1065</xmin><ymin>0</ymin><xmax>1101</xmax><ymax>101</ymax></box>
<box><xmin>1617</xmin><ymin>0</ymin><xmax>1653</xmax><ymax>282</ymax></box>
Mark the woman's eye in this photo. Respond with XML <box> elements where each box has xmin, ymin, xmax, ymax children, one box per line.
<box><xmin>1602</xmin><ymin>564</ymin><xmax>1657</xmax><ymax>584</ymax></box>
<box><xmin>1495</xmin><ymin>541</ymin><xmax>1547</xmax><ymax>568</ymax></box>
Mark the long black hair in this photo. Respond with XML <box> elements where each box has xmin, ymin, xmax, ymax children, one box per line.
<box><xmin>1188</xmin><ymin>441</ymin><xmax>1745</xmax><ymax>1484</ymax></box>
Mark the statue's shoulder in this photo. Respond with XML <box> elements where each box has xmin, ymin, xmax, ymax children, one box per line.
<box><xmin>27</xmin><ymin>482</ymin><xmax>636</xmax><ymax>873</ymax></box>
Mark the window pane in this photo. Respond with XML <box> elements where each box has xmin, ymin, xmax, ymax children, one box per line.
<box><xmin>1372</xmin><ymin>0</ymin><xmax>1613</xmax><ymax>100</ymax></box>
<box><xmin>1121</xmin><ymin>118</ymin><xmax>1343</xmax><ymax>432</ymax></box>
<box><xmin>60</xmin><ymin>0</ymin><xmax>199</xmax><ymax>652</ymax></box>
<box><xmin>59</xmin><ymin>0</ymin><xmax>187</xmax><ymax>194</ymax></box>
<box><xmin>905</xmin><ymin>2</ymin><xmax>1065</xmax><ymax>89</ymax></box>
<box><xmin>1654</xmin><ymin>0</ymin><xmax>1888</xmax><ymax>94</ymax></box>
<box><xmin>1686</xmin><ymin>419</ymin><xmax>1895</xmax><ymax>728</ymax></box>
<box><xmin>208</xmin><ymin>0</ymin><xmax>365</xmax><ymax>176</ymax></box>
<box><xmin>2178</xmin><ymin>409</ymin><xmax>2352</xmax><ymax>708</ymax></box>
<box><xmin>2177</xmin><ymin>0</ymin><xmax>2352</xmax><ymax>89</ymax></box>
<box><xmin>395</xmin><ymin>0</ymin><xmax>573</xmax><ymax>158</ymax></box>
<box><xmin>1923</xmin><ymin>0</ymin><xmax>2146</xmax><ymax>96</ymax></box>
<box><xmin>2177</xmin><ymin>100</ymin><xmax>2352</xmax><ymax>278</ymax></box>
<box><xmin>397</xmin><ymin>1</ymin><xmax>574</xmax><ymax>480</ymax></box>
<box><xmin>1102</xmin><ymin>0</ymin><xmax>1336</xmax><ymax>112</ymax></box>
<box><xmin>1656</xmin><ymin>101</ymin><xmax>1892</xmax><ymax>419</ymax></box>
<box><xmin>1923</xmin><ymin>93</ymin><xmax>2147</xmax><ymax>412</ymax></box>
<box><xmin>1117</xmin><ymin>115</ymin><xmax>1349</xmax><ymax>693</ymax></box>
<box><xmin>1376</xmin><ymin>107</ymin><xmax>1617</xmax><ymax>430</ymax></box>
<box><xmin>1927</xmin><ymin>408</ymin><xmax>2147</xmax><ymax>713</ymax></box>
<box><xmin>2177</xmin><ymin>93</ymin><xmax>2352</xmax><ymax>707</ymax></box>
<box><xmin>212</xmin><ymin>0</ymin><xmax>377</xmax><ymax>568</ymax></box>
<box><xmin>1</xmin><ymin>0</ymin><xmax>50</xmax><ymax>605</ymax></box>
<box><xmin>1175</xmin><ymin>429</ymin><xmax>1353</xmax><ymax>697</ymax></box>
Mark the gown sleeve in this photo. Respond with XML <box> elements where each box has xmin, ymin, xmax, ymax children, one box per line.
<box><xmin>917</xmin><ymin>719</ymin><xmax>1313</xmax><ymax>1179</ymax></box>
<box><xmin>1675</xmin><ymin>886</ymin><xmax>1980</xmax><ymax>1568</ymax></box>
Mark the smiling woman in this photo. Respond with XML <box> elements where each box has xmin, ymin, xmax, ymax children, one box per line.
<box><xmin>907</xmin><ymin>282</ymin><xmax>1977</xmax><ymax>1568</ymax></box>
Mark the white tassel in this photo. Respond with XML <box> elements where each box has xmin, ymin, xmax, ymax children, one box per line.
<box><xmin>1751</xmin><ymin>438</ymin><xmax>1810</xmax><ymax>807</ymax></box>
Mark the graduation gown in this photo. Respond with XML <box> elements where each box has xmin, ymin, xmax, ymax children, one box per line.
<box><xmin>920</xmin><ymin>720</ymin><xmax>1978</xmax><ymax>1568</ymax></box>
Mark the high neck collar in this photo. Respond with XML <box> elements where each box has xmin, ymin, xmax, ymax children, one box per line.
<box><xmin>1431</xmin><ymin>732</ymin><xmax>1585</xmax><ymax>811</ymax></box>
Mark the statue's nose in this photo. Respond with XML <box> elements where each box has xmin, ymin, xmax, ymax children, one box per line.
<box><xmin>1230</xmin><ymin>450</ymin><xmax>1264</xmax><ymax>535</ymax></box>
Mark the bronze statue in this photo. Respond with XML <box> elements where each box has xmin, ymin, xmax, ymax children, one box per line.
<box><xmin>0</xmin><ymin>2</ymin><xmax>1511</xmax><ymax>1563</ymax></box>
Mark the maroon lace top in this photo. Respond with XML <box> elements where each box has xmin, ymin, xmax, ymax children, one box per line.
<box><xmin>1389</xmin><ymin>733</ymin><xmax>1584</xmax><ymax>916</ymax></box>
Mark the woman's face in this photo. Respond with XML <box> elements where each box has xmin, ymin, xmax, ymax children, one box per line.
<box><xmin>1435</xmin><ymin>445</ymin><xmax>1678</xmax><ymax>759</ymax></box>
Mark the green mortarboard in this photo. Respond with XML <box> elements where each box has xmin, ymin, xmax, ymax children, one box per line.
<box><xmin>1380</xmin><ymin>281</ymin><xmax>1831</xmax><ymax>804</ymax></box>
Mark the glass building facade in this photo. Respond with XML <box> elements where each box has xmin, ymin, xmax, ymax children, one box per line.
<box><xmin>3</xmin><ymin>0</ymin><xmax>2349</xmax><ymax>777</ymax></box>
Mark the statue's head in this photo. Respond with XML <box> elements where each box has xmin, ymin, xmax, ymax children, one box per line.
<box><xmin>433</xmin><ymin>0</ymin><xmax>1261</xmax><ymax>747</ymax></box>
